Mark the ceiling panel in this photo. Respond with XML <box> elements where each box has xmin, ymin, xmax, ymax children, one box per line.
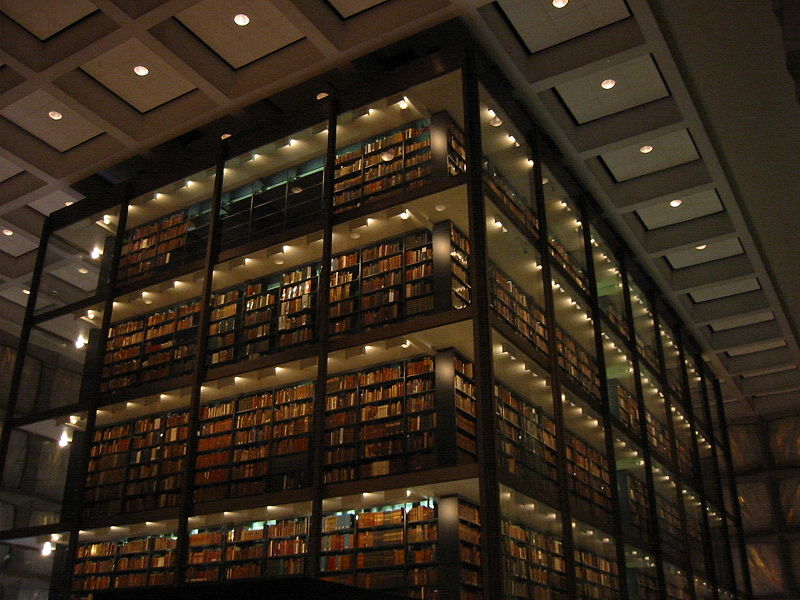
<box><xmin>28</xmin><ymin>190</ymin><xmax>83</xmax><ymax>215</ymax></box>
<box><xmin>81</xmin><ymin>38</ymin><xmax>197</xmax><ymax>113</ymax></box>
<box><xmin>0</xmin><ymin>285</ymin><xmax>48</xmax><ymax>308</ymax></box>
<box><xmin>329</xmin><ymin>0</ymin><xmax>389</xmax><ymax>18</ymax></box>
<box><xmin>690</xmin><ymin>277</ymin><xmax>761</xmax><ymax>303</ymax></box>
<box><xmin>49</xmin><ymin>263</ymin><xmax>98</xmax><ymax>292</ymax></box>
<box><xmin>1</xmin><ymin>89</ymin><xmax>104</xmax><ymax>152</ymax></box>
<box><xmin>0</xmin><ymin>0</ymin><xmax>96</xmax><ymax>40</ymax></box>
<box><xmin>555</xmin><ymin>54</ymin><xmax>668</xmax><ymax>124</ymax></box>
<box><xmin>600</xmin><ymin>129</ymin><xmax>700</xmax><ymax>182</ymax></box>
<box><xmin>637</xmin><ymin>189</ymin><xmax>724</xmax><ymax>230</ymax></box>
<box><xmin>176</xmin><ymin>0</ymin><xmax>304</xmax><ymax>70</ymax></box>
<box><xmin>0</xmin><ymin>156</ymin><xmax>23</xmax><ymax>182</ymax></box>
<box><xmin>710</xmin><ymin>310</ymin><xmax>774</xmax><ymax>333</ymax></box>
<box><xmin>664</xmin><ymin>237</ymin><xmax>743</xmax><ymax>270</ymax></box>
<box><xmin>727</xmin><ymin>339</ymin><xmax>787</xmax><ymax>358</ymax></box>
<box><xmin>497</xmin><ymin>0</ymin><xmax>629</xmax><ymax>54</ymax></box>
<box><xmin>0</xmin><ymin>229</ymin><xmax>38</xmax><ymax>257</ymax></box>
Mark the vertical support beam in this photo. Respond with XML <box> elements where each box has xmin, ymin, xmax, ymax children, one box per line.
<box><xmin>621</xmin><ymin>261</ymin><xmax>669</xmax><ymax>600</ymax></box>
<box><xmin>698</xmin><ymin>363</ymin><xmax>737</xmax><ymax>598</ymax></box>
<box><xmin>677</xmin><ymin>331</ymin><xmax>719</xmax><ymax>600</ymax></box>
<box><xmin>175</xmin><ymin>137</ymin><xmax>229</xmax><ymax>583</ymax></box>
<box><xmin>462</xmin><ymin>44</ymin><xmax>504</xmax><ymax>600</ymax></box>
<box><xmin>530</xmin><ymin>135</ymin><xmax>577</xmax><ymax>600</ymax></box>
<box><xmin>713</xmin><ymin>379</ymin><xmax>754</xmax><ymax>600</ymax></box>
<box><xmin>62</xmin><ymin>186</ymin><xmax>131</xmax><ymax>600</ymax></box>
<box><xmin>307</xmin><ymin>92</ymin><xmax>338</xmax><ymax>579</ymax></box>
<box><xmin>581</xmin><ymin>213</ymin><xmax>629</xmax><ymax>600</ymax></box>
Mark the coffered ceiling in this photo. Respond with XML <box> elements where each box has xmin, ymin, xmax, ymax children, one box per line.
<box><xmin>0</xmin><ymin>0</ymin><xmax>798</xmax><ymax>428</ymax></box>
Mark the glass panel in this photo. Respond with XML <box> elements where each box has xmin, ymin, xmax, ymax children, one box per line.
<box><xmin>658</xmin><ymin>319</ymin><xmax>683</xmax><ymax>398</ymax></box>
<box><xmin>663</xmin><ymin>562</ymin><xmax>692</xmax><ymax>600</ymax></box>
<box><xmin>640</xmin><ymin>365</ymin><xmax>674</xmax><ymax>468</ymax></box>
<box><xmin>682</xmin><ymin>483</ymin><xmax>707</xmax><ymax>580</ymax></box>
<box><xmin>614</xmin><ymin>428</ymin><xmax>649</xmax><ymax>546</ymax></box>
<box><xmin>604</xmin><ymin>325</ymin><xmax>638</xmax><ymax>441</ymax></box>
<box><xmin>572</xmin><ymin>515</ymin><xmax>621</xmax><ymax>600</ymax></box>
<box><xmin>0</xmin><ymin>536</ymin><xmax>58</xmax><ymax>600</ymax></box>
<box><xmin>35</xmin><ymin>205</ymin><xmax>121</xmax><ymax>314</ymax></box>
<box><xmin>627</xmin><ymin>545</ymin><xmax>660</xmax><ymax>600</ymax></box>
<box><xmin>0</xmin><ymin>419</ymin><xmax>78</xmax><ymax>528</ymax></box>
<box><xmin>219</xmin><ymin>122</ymin><xmax>328</xmax><ymax>251</ymax></box>
<box><xmin>544</xmin><ymin>169</ymin><xmax>589</xmax><ymax>296</ymax></box>
<box><xmin>119</xmin><ymin>165</ymin><xmax>216</xmax><ymax>288</ymax></box>
<box><xmin>13</xmin><ymin>309</ymin><xmax>102</xmax><ymax>416</ymax></box>
<box><xmin>591</xmin><ymin>229</ymin><xmax>627</xmax><ymax>337</ymax></box>
<box><xmin>629</xmin><ymin>282</ymin><xmax>658</xmax><ymax>371</ymax></box>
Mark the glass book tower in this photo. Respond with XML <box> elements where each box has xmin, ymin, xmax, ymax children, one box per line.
<box><xmin>0</xmin><ymin>26</ymin><xmax>750</xmax><ymax>600</ymax></box>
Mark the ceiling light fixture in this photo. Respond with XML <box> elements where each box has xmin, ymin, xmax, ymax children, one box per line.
<box><xmin>639</xmin><ymin>145</ymin><xmax>654</xmax><ymax>154</ymax></box>
<box><xmin>669</xmin><ymin>199</ymin><xmax>683</xmax><ymax>208</ymax></box>
<box><xmin>552</xmin><ymin>0</ymin><xmax>569</xmax><ymax>7</ymax></box>
<box><xmin>398</xmin><ymin>96</ymin><xmax>409</xmax><ymax>109</ymax></box>
<box><xmin>22</xmin><ymin>289</ymin><xmax>30</xmax><ymax>295</ymax></box>
<box><xmin>64</xmin><ymin>201</ymin><xmax>74</xmax><ymax>206</ymax></box>
<box><xmin>133</xmin><ymin>65</ymin><xmax>149</xmax><ymax>76</ymax></box>
<box><xmin>2</xmin><ymin>229</ymin><xmax>13</xmax><ymax>236</ymax></box>
<box><xmin>380</xmin><ymin>150</ymin><xmax>394</xmax><ymax>162</ymax></box>
<box><xmin>695</xmin><ymin>244</ymin><xmax>708</xmax><ymax>250</ymax></box>
<box><xmin>316</xmin><ymin>92</ymin><xmax>329</xmax><ymax>100</ymax></box>
<box><xmin>489</xmin><ymin>116</ymin><xmax>502</xmax><ymax>127</ymax></box>
<box><xmin>90</xmin><ymin>247</ymin><xmax>102</xmax><ymax>260</ymax></box>
<box><xmin>48</xmin><ymin>111</ymin><xmax>63</xmax><ymax>121</ymax></box>
<box><xmin>77</xmin><ymin>267</ymin><xmax>89</xmax><ymax>274</ymax></box>
<box><xmin>601</xmin><ymin>79</ymin><xmax>616</xmax><ymax>90</ymax></box>
<box><xmin>233</xmin><ymin>13</ymin><xmax>250</xmax><ymax>26</ymax></box>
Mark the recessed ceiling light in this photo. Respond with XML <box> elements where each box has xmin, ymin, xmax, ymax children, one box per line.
<box><xmin>542</xmin><ymin>177</ymin><xmax>550</xmax><ymax>185</ymax></box>
<box><xmin>552</xmin><ymin>0</ymin><xmax>568</xmax><ymax>7</ymax></box>
<box><xmin>316</xmin><ymin>92</ymin><xmax>329</xmax><ymax>100</ymax></box>
<box><xmin>489</xmin><ymin>116</ymin><xmax>502</xmax><ymax>127</ymax></box>
<box><xmin>48</xmin><ymin>111</ymin><xmax>63</xmax><ymax>121</ymax></box>
<box><xmin>2</xmin><ymin>229</ymin><xmax>13</xmax><ymax>236</ymax></box>
<box><xmin>133</xmin><ymin>65</ymin><xmax>149</xmax><ymax>76</ymax></box>
<box><xmin>434</xmin><ymin>204</ymin><xmax>447</xmax><ymax>212</ymax></box>
<box><xmin>527</xmin><ymin>159</ymin><xmax>534</xmax><ymax>167</ymax></box>
<box><xmin>601</xmin><ymin>79</ymin><xmax>616</xmax><ymax>90</ymax></box>
<box><xmin>380</xmin><ymin>151</ymin><xmax>394</xmax><ymax>162</ymax></box>
<box><xmin>669</xmin><ymin>199</ymin><xmax>683</xmax><ymax>208</ymax></box>
<box><xmin>695</xmin><ymin>244</ymin><xmax>707</xmax><ymax>250</ymax></box>
<box><xmin>639</xmin><ymin>145</ymin><xmax>654</xmax><ymax>154</ymax></box>
<box><xmin>78</xmin><ymin>267</ymin><xmax>89</xmax><ymax>274</ymax></box>
<box><xmin>22</xmin><ymin>289</ymin><xmax>30</xmax><ymax>295</ymax></box>
<box><xmin>64</xmin><ymin>201</ymin><xmax>74</xmax><ymax>206</ymax></box>
<box><xmin>233</xmin><ymin>13</ymin><xmax>250</xmax><ymax>26</ymax></box>
<box><xmin>290</xmin><ymin>186</ymin><xmax>303</xmax><ymax>194</ymax></box>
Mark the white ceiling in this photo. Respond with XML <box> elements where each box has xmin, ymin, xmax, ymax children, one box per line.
<box><xmin>0</xmin><ymin>0</ymin><xmax>796</xmax><ymax>427</ymax></box>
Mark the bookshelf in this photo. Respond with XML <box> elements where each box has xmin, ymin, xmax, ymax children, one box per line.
<box><xmin>482</xmin><ymin>158</ymin><xmax>539</xmax><ymax>242</ymax></box>
<box><xmin>495</xmin><ymin>382</ymin><xmax>558</xmax><ymax>485</ymax></box>
<box><xmin>490</xmin><ymin>265</ymin><xmax>548</xmax><ymax>355</ymax></box>
<box><xmin>501</xmin><ymin>519</ymin><xmax>567</xmax><ymax>600</ymax></box>
<box><xmin>555</xmin><ymin>327</ymin><xmax>601</xmax><ymax>400</ymax></box>
<box><xmin>612</xmin><ymin>384</ymin><xmax>641</xmax><ymax>439</ymax></box>
<box><xmin>628</xmin><ymin>570</ymin><xmax>660</xmax><ymax>600</ymax></box>
<box><xmin>323</xmin><ymin>351</ymin><xmax>477</xmax><ymax>484</ymax></box>
<box><xmin>84</xmin><ymin>412</ymin><xmax>188</xmax><ymax>519</ymax></box>
<box><xmin>319</xmin><ymin>497</ymin><xmax>480</xmax><ymax>600</ymax></box>
<box><xmin>207</xmin><ymin>288</ymin><xmax>242</xmax><ymax>367</ymax></box>
<box><xmin>548</xmin><ymin>235</ymin><xmax>589</xmax><ymax>295</ymax></box>
<box><xmin>71</xmin><ymin>534</ymin><xmax>178</xmax><ymax>598</ymax></box>
<box><xmin>333</xmin><ymin>113</ymin><xmax>464</xmax><ymax>215</ymax></box>
<box><xmin>645</xmin><ymin>412</ymin><xmax>675</xmax><ymax>467</ymax></box>
<box><xmin>566</xmin><ymin>434</ymin><xmax>613</xmax><ymax>520</ymax></box>
<box><xmin>574</xmin><ymin>546</ymin><xmax>621</xmax><ymax>600</ymax></box>
<box><xmin>618</xmin><ymin>474</ymin><xmax>651</xmax><ymax>542</ymax></box>
<box><xmin>606</xmin><ymin>304</ymin><xmax>630</xmax><ymax>340</ymax></box>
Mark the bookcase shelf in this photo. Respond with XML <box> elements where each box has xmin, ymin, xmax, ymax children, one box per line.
<box><xmin>502</xmin><ymin>517</ymin><xmax>620</xmax><ymax>600</ymax></box>
<box><xmin>71</xmin><ymin>534</ymin><xmax>178</xmax><ymax>598</ymax></box>
<box><xmin>482</xmin><ymin>158</ymin><xmax>539</xmax><ymax>243</ymax></box>
<box><xmin>84</xmin><ymin>412</ymin><xmax>188</xmax><ymax>519</ymax></box>
<box><xmin>645</xmin><ymin>412</ymin><xmax>675</xmax><ymax>467</ymax></box>
<box><xmin>489</xmin><ymin>264</ymin><xmax>548</xmax><ymax>356</ymax></box>
<box><xmin>629</xmin><ymin>569</ymin><xmax>660</xmax><ymax>600</ymax></box>
<box><xmin>612</xmin><ymin>384</ymin><xmax>641</xmax><ymax>440</ymax></box>
<box><xmin>555</xmin><ymin>326</ymin><xmax>601</xmax><ymax>401</ymax></box>
<box><xmin>548</xmin><ymin>235</ymin><xmax>589</xmax><ymax>296</ymax></box>
<box><xmin>323</xmin><ymin>350</ymin><xmax>477</xmax><ymax>484</ymax></box>
<box><xmin>619</xmin><ymin>473</ymin><xmax>651</xmax><ymax>543</ymax></box>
